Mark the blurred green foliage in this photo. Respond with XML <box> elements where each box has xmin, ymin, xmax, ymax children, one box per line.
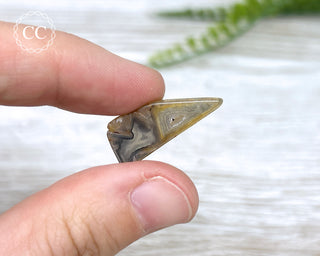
<box><xmin>148</xmin><ymin>0</ymin><xmax>320</xmax><ymax>68</ymax></box>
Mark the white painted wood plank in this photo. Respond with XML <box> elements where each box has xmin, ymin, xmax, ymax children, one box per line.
<box><xmin>0</xmin><ymin>1</ymin><xmax>319</xmax><ymax>255</ymax></box>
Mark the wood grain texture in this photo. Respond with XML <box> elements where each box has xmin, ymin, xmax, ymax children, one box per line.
<box><xmin>0</xmin><ymin>1</ymin><xmax>319</xmax><ymax>255</ymax></box>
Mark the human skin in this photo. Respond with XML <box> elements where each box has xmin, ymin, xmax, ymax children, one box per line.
<box><xmin>0</xmin><ymin>21</ymin><xmax>199</xmax><ymax>256</ymax></box>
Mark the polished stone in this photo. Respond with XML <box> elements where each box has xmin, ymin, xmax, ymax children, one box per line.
<box><xmin>107</xmin><ymin>97</ymin><xmax>223</xmax><ymax>162</ymax></box>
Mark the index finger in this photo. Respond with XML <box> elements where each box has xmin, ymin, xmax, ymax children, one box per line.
<box><xmin>0</xmin><ymin>21</ymin><xmax>165</xmax><ymax>115</ymax></box>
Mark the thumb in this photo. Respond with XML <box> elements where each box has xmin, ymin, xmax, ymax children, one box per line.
<box><xmin>0</xmin><ymin>161</ymin><xmax>198</xmax><ymax>256</ymax></box>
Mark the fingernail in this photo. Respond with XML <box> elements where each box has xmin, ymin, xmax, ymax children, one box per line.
<box><xmin>130</xmin><ymin>176</ymin><xmax>192</xmax><ymax>233</ymax></box>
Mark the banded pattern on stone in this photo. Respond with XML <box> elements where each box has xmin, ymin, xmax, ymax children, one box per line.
<box><xmin>107</xmin><ymin>98</ymin><xmax>223</xmax><ymax>162</ymax></box>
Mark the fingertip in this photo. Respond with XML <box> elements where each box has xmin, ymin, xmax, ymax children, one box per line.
<box><xmin>0</xmin><ymin>161</ymin><xmax>198</xmax><ymax>255</ymax></box>
<box><xmin>0</xmin><ymin>22</ymin><xmax>165</xmax><ymax>115</ymax></box>
<box><xmin>142</xmin><ymin>67</ymin><xmax>166</xmax><ymax>102</ymax></box>
<box><xmin>52</xmin><ymin>35</ymin><xmax>166</xmax><ymax>115</ymax></box>
<box><xmin>136</xmin><ymin>161</ymin><xmax>199</xmax><ymax>221</ymax></box>
<box><xmin>107</xmin><ymin>58</ymin><xmax>165</xmax><ymax>115</ymax></box>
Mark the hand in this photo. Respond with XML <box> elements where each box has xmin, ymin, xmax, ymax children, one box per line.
<box><xmin>0</xmin><ymin>21</ymin><xmax>199</xmax><ymax>255</ymax></box>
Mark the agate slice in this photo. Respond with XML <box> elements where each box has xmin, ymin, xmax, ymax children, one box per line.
<box><xmin>107</xmin><ymin>97</ymin><xmax>223</xmax><ymax>162</ymax></box>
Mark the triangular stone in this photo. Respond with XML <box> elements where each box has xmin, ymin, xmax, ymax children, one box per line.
<box><xmin>107</xmin><ymin>97</ymin><xmax>222</xmax><ymax>162</ymax></box>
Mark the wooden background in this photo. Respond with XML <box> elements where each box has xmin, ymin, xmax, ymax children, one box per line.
<box><xmin>1</xmin><ymin>0</ymin><xmax>320</xmax><ymax>255</ymax></box>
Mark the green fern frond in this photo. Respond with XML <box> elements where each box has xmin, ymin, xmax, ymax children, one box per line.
<box><xmin>148</xmin><ymin>0</ymin><xmax>320</xmax><ymax>68</ymax></box>
<box><xmin>158</xmin><ymin>7</ymin><xmax>227</xmax><ymax>21</ymax></box>
<box><xmin>278</xmin><ymin>0</ymin><xmax>320</xmax><ymax>14</ymax></box>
